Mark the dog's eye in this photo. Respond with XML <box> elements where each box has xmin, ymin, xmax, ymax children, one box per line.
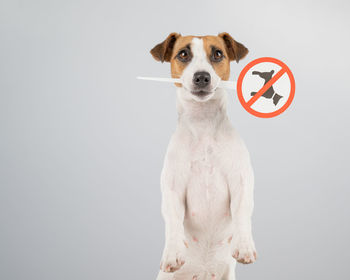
<box><xmin>177</xmin><ymin>49</ymin><xmax>191</xmax><ymax>62</ymax></box>
<box><xmin>212</xmin><ymin>49</ymin><xmax>224</xmax><ymax>62</ymax></box>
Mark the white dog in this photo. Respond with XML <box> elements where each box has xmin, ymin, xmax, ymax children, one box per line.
<box><xmin>150</xmin><ymin>33</ymin><xmax>256</xmax><ymax>280</ymax></box>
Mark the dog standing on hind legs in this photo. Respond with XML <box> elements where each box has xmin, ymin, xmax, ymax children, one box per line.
<box><xmin>150</xmin><ymin>33</ymin><xmax>257</xmax><ymax>280</ymax></box>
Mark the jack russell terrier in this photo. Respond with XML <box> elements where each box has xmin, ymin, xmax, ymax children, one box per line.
<box><xmin>150</xmin><ymin>33</ymin><xmax>256</xmax><ymax>280</ymax></box>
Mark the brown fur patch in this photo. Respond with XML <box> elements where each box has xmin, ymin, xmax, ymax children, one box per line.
<box><xmin>170</xmin><ymin>36</ymin><xmax>194</xmax><ymax>85</ymax></box>
<box><xmin>202</xmin><ymin>36</ymin><xmax>231</xmax><ymax>80</ymax></box>
<box><xmin>150</xmin><ymin>33</ymin><xmax>180</xmax><ymax>62</ymax></box>
<box><xmin>218</xmin><ymin>32</ymin><xmax>248</xmax><ymax>63</ymax></box>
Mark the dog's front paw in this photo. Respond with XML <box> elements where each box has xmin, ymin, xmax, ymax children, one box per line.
<box><xmin>160</xmin><ymin>239</ymin><xmax>187</xmax><ymax>273</ymax></box>
<box><xmin>231</xmin><ymin>235</ymin><xmax>257</xmax><ymax>264</ymax></box>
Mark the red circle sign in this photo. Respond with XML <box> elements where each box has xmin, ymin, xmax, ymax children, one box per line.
<box><xmin>237</xmin><ymin>57</ymin><xmax>295</xmax><ymax>118</ymax></box>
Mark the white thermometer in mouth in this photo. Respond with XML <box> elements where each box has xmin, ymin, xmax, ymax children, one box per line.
<box><xmin>137</xmin><ymin>76</ymin><xmax>236</xmax><ymax>90</ymax></box>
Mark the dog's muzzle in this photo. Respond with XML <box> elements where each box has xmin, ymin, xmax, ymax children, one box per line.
<box><xmin>191</xmin><ymin>71</ymin><xmax>212</xmax><ymax>96</ymax></box>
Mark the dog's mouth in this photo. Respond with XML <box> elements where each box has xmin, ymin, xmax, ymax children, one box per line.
<box><xmin>191</xmin><ymin>89</ymin><xmax>212</xmax><ymax>97</ymax></box>
<box><xmin>189</xmin><ymin>78</ymin><xmax>221</xmax><ymax>98</ymax></box>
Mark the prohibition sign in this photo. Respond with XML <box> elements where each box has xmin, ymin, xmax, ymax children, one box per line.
<box><xmin>237</xmin><ymin>57</ymin><xmax>295</xmax><ymax>118</ymax></box>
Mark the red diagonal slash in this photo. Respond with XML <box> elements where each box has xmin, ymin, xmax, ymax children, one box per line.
<box><xmin>246</xmin><ymin>68</ymin><xmax>287</xmax><ymax>107</ymax></box>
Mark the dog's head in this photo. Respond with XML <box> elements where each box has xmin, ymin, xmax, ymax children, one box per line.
<box><xmin>150</xmin><ymin>33</ymin><xmax>248</xmax><ymax>102</ymax></box>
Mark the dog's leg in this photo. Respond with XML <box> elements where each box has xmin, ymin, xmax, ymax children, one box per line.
<box><xmin>273</xmin><ymin>93</ymin><xmax>283</xmax><ymax>105</ymax></box>
<box><xmin>228</xmin><ymin>160</ymin><xmax>257</xmax><ymax>264</ymax></box>
<box><xmin>250</xmin><ymin>91</ymin><xmax>257</xmax><ymax>96</ymax></box>
<box><xmin>222</xmin><ymin>260</ymin><xmax>236</xmax><ymax>280</ymax></box>
<box><xmin>156</xmin><ymin>270</ymin><xmax>174</xmax><ymax>280</ymax></box>
<box><xmin>159</xmin><ymin>159</ymin><xmax>187</xmax><ymax>273</ymax></box>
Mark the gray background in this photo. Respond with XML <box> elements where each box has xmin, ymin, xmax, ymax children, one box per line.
<box><xmin>0</xmin><ymin>0</ymin><xmax>349</xmax><ymax>279</ymax></box>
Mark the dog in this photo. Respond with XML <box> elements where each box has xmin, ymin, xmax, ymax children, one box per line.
<box><xmin>250</xmin><ymin>70</ymin><xmax>283</xmax><ymax>105</ymax></box>
<box><xmin>150</xmin><ymin>33</ymin><xmax>256</xmax><ymax>280</ymax></box>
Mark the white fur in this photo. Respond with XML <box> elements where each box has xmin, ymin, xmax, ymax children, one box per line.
<box><xmin>157</xmin><ymin>39</ymin><xmax>256</xmax><ymax>280</ymax></box>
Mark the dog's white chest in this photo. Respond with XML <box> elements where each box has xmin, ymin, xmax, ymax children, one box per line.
<box><xmin>185</xmin><ymin>141</ymin><xmax>230</xmax><ymax>226</ymax></box>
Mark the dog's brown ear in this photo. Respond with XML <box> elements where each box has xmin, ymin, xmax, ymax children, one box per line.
<box><xmin>218</xmin><ymin>32</ymin><xmax>248</xmax><ymax>63</ymax></box>
<box><xmin>150</xmin><ymin>33</ymin><xmax>180</xmax><ymax>63</ymax></box>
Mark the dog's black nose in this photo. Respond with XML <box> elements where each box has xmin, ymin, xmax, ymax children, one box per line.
<box><xmin>193</xmin><ymin>71</ymin><xmax>211</xmax><ymax>88</ymax></box>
